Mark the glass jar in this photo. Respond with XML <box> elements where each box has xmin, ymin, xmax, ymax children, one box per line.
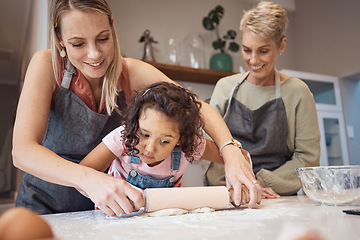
<box><xmin>183</xmin><ymin>33</ymin><xmax>205</xmax><ymax>69</ymax></box>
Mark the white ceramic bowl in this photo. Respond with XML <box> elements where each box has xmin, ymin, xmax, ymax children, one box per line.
<box><xmin>296</xmin><ymin>165</ymin><xmax>360</xmax><ymax>205</ymax></box>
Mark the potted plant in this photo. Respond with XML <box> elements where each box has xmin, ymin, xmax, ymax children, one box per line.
<box><xmin>202</xmin><ymin>5</ymin><xmax>239</xmax><ymax>72</ymax></box>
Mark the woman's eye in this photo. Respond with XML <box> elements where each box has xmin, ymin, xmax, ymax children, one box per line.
<box><xmin>71</xmin><ymin>43</ymin><xmax>84</xmax><ymax>48</ymax></box>
<box><xmin>98</xmin><ymin>37</ymin><xmax>109</xmax><ymax>42</ymax></box>
<box><xmin>260</xmin><ymin>49</ymin><xmax>269</xmax><ymax>54</ymax></box>
<box><xmin>160</xmin><ymin>140</ymin><xmax>170</xmax><ymax>144</ymax></box>
<box><xmin>243</xmin><ymin>49</ymin><xmax>251</xmax><ymax>53</ymax></box>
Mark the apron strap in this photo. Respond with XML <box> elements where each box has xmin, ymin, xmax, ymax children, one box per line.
<box><xmin>170</xmin><ymin>145</ymin><xmax>182</xmax><ymax>171</ymax></box>
<box><xmin>224</xmin><ymin>70</ymin><xmax>282</xmax><ymax>119</ymax></box>
<box><xmin>274</xmin><ymin>70</ymin><xmax>281</xmax><ymax>99</ymax></box>
<box><xmin>223</xmin><ymin>72</ymin><xmax>249</xmax><ymax>120</ymax></box>
<box><xmin>61</xmin><ymin>59</ymin><xmax>76</xmax><ymax>89</ymax></box>
<box><xmin>130</xmin><ymin>151</ymin><xmax>141</xmax><ymax>164</ymax></box>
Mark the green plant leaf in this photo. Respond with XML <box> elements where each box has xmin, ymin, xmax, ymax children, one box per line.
<box><xmin>203</xmin><ymin>5</ymin><xmax>239</xmax><ymax>52</ymax></box>
<box><xmin>208</xmin><ymin>6</ymin><xmax>223</xmax><ymax>26</ymax></box>
<box><xmin>202</xmin><ymin>17</ymin><xmax>215</xmax><ymax>30</ymax></box>
<box><xmin>223</xmin><ymin>34</ymin><xmax>230</xmax><ymax>40</ymax></box>
<box><xmin>212</xmin><ymin>38</ymin><xmax>226</xmax><ymax>51</ymax></box>
<box><xmin>227</xmin><ymin>30</ymin><xmax>237</xmax><ymax>40</ymax></box>
<box><xmin>214</xmin><ymin>5</ymin><xmax>224</xmax><ymax>18</ymax></box>
<box><xmin>211</xmin><ymin>15</ymin><xmax>220</xmax><ymax>26</ymax></box>
<box><xmin>229</xmin><ymin>42</ymin><xmax>240</xmax><ymax>52</ymax></box>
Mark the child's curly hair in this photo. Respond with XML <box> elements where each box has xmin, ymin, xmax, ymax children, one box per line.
<box><xmin>122</xmin><ymin>82</ymin><xmax>204</xmax><ymax>162</ymax></box>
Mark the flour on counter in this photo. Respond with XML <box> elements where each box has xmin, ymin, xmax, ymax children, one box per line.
<box><xmin>148</xmin><ymin>208</ymin><xmax>189</xmax><ymax>217</ymax></box>
<box><xmin>191</xmin><ymin>207</ymin><xmax>215</xmax><ymax>214</ymax></box>
<box><xmin>148</xmin><ymin>207</ymin><xmax>215</xmax><ymax>217</ymax></box>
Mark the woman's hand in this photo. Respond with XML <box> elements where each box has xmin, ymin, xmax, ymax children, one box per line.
<box><xmin>257</xmin><ymin>181</ymin><xmax>280</xmax><ymax>199</ymax></box>
<box><xmin>222</xmin><ymin>145</ymin><xmax>262</xmax><ymax>208</ymax></box>
<box><xmin>260</xmin><ymin>187</ymin><xmax>280</xmax><ymax>199</ymax></box>
<box><xmin>78</xmin><ymin>168</ymin><xmax>144</xmax><ymax>217</ymax></box>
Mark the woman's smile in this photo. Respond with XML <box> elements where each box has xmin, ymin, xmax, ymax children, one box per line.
<box><xmin>84</xmin><ymin>60</ymin><xmax>105</xmax><ymax>70</ymax></box>
<box><xmin>250</xmin><ymin>64</ymin><xmax>265</xmax><ymax>71</ymax></box>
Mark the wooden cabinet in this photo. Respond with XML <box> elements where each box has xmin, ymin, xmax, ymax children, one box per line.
<box><xmin>147</xmin><ymin>62</ymin><xmax>235</xmax><ymax>84</ymax></box>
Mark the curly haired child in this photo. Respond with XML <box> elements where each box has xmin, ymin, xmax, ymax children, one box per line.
<box><xmin>80</xmin><ymin>82</ymin><xmax>251</xmax><ymax>215</ymax></box>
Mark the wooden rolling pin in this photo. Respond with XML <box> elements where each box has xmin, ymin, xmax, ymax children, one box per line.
<box><xmin>143</xmin><ymin>186</ymin><xmax>230</xmax><ymax>212</ymax></box>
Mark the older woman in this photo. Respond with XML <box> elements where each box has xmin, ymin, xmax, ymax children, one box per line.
<box><xmin>205</xmin><ymin>1</ymin><xmax>320</xmax><ymax>197</ymax></box>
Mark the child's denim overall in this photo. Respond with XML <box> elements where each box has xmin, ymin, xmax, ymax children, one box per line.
<box><xmin>127</xmin><ymin>145</ymin><xmax>182</xmax><ymax>189</ymax></box>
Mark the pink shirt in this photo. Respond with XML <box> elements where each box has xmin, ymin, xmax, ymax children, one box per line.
<box><xmin>103</xmin><ymin>126</ymin><xmax>206</xmax><ymax>187</ymax></box>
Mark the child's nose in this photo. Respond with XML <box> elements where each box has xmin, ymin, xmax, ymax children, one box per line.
<box><xmin>144</xmin><ymin>141</ymin><xmax>156</xmax><ymax>154</ymax></box>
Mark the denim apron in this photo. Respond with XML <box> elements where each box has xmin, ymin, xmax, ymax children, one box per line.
<box><xmin>127</xmin><ymin>145</ymin><xmax>182</xmax><ymax>189</ymax></box>
<box><xmin>224</xmin><ymin>71</ymin><xmax>291</xmax><ymax>174</ymax></box>
<box><xmin>16</xmin><ymin>60</ymin><xmax>125</xmax><ymax>214</ymax></box>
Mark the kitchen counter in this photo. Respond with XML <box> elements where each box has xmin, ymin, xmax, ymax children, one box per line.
<box><xmin>43</xmin><ymin>195</ymin><xmax>360</xmax><ymax>240</ymax></box>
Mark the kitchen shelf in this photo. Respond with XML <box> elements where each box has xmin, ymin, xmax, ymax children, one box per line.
<box><xmin>147</xmin><ymin>62</ymin><xmax>235</xmax><ymax>84</ymax></box>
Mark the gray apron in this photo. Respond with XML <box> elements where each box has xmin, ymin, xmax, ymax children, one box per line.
<box><xmin>16</xmin><ymin>60</ymin><xmax>125</xmax><ymax>214</ymax></box>
<box><xmin>224</xmin><ymin>71</ymin><xmax>291</xmax><ymax>174</ymax></box>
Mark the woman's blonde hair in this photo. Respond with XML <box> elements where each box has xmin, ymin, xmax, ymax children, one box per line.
<box><xmin>49</xmin><ymin>0</ymin><xmax>122</xmax><ymax>115</ymax></box>
<box><xmin>240</xmin><ymin>1</ymin><xmax>288</xmax><ymax>46</ymax></box>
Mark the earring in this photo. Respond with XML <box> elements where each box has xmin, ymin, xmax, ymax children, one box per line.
<box><xmin>280</xmin><ymin>53</ymin><xmax>282</xmax><ymax>56</ymax></box>
<box><xmin>60</xmin><ymin>48</ymin><xmax>66</xmax><ymax>58</ymax></box>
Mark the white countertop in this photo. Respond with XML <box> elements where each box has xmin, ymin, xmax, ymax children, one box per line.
<box><xmin>43</xmin><ymin>195</ymin><xmax>360</xmax><ymax>240</ymax></box>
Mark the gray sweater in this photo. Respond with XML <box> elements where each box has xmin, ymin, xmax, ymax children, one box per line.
<box><xmin>206</xmin><ymin>73</ymin><xmax>320</xmax><ymax>195</ymax></box>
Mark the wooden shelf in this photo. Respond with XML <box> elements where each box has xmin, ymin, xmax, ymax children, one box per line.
<box><xmin>147</xmin><ymin>62</ymin><xmax>235</xmax><ymax>84</ymax></box>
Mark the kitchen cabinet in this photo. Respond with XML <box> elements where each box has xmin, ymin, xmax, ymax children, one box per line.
<box><xmin>281</xmin><ymin>69</ymin><xmax>350</xmax><ymax>166</ymax></box>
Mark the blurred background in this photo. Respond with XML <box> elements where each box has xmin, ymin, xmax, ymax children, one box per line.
<box><xmin>1</xmin><ymin>0</ymin><xmax>359</xmax><ymax>205</ymax></box>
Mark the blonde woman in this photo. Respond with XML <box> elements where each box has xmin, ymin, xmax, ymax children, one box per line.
<box><xmin>13</xmin><ymin>0</ymin><xmax>260</xmax><ymax>216</ymax></box>
<box><xmin>206</xmin><ymin>1</ymin><xmax>320</xmax><ymax>197</ymax></box>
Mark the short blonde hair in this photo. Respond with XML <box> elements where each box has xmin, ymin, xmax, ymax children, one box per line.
<box><xmin>240</xmin><ymin>1</ymin><xmax>288</xmax><ymax>46</ymax></box>
<box><xmin>49</xmin><ymin>0</ymin><xmax>122</xmax><ymax>115</ymax></box>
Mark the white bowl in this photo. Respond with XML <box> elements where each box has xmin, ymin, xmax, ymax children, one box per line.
<box><xmin>296</xmin><ymin>165</ymin><xmax>360</xmax><ymax>205</ymax></box>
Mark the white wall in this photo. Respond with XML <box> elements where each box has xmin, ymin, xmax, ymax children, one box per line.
<box><xmin>107</xmin><ymin>0</ymin><xmax>295</xmax><ymax>73</ymax></box>
<box><xmin>291</xmin><ymin>0</ymin><xmax>360</xmax><ymax>78</ymax></box>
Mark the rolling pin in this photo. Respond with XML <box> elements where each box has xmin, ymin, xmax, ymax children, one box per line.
<box><xmin>143</xmin><ymin>186</ymin><xmax>230</xmax><ymax>212</ymax></box>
